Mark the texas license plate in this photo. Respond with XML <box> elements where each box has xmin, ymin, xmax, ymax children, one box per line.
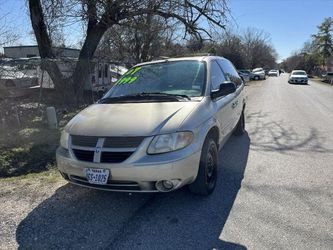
<box><xmin>85</xmin><ymin>168</ymin><xmax>110</xmax><ymax>185</ymax></box>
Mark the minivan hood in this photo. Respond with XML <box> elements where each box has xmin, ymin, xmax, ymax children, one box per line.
<box><xmin>65</xmin><ymin>101</ymin><xmax>201</xmax><ymax>136</ymax></box>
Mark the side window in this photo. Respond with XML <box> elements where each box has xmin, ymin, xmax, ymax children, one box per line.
<box><xmin>218</xmin><ymin>59</ymin><xmax>242</xmax><ymax>87</ymax></box>
<box><xmin>210</xmin><ymin>61</ymin><xmax>227</xmax><ymax>90</ymax></box>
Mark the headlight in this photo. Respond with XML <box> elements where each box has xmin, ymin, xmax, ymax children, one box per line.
<box><xmin>60</xmin><ymin>131</ymin><xmax>69</xmax><ymax>149</ymax></box>
<box><xmin>147</xmin><ymin>132</ymin><xmax>193</xmax><ymax>154</ymax></box>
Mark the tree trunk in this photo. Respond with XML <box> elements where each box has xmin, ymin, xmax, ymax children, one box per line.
<box><xmin>29</xmin><ymin>0</ymin><xmax>74</xmax><ymax>104</ymax></box>
<box><xmin>71</xmin><ymin>25</ymin><xmax>108</xmax><ymax>104</ymax></box>
<box><xmin>29</xmin><ymin>0</ymin><xmax>110</xmax><ymax>106</ymax></box>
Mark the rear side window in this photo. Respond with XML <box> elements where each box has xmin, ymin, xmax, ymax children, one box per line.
<box><xmin>210</xmin><ymin>61</ymin><xmax>227</xmax><ymax>90</ymax></box>
<box><xmin>218</xmin><ymin>59</ymin><xmax>243</xmax><ymax>87</ymax></box>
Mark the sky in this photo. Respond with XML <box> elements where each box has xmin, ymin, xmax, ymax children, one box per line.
<box><xmin>227</xmin><ymin>0</ymin><xmax>333</xmax><ymax>61</ymax></box>
<box><xmin>0</xmin><ymin>0</ymin><xmax>332</xmax><ymax>62</ymax></box>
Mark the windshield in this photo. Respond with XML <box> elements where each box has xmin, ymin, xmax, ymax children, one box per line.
<box><xmin>292</xmin><ymin>71</ymin><xmax>306</xmax><ymax>75</ymax></box>
<box><xmin>104</xmin><ymin>60</ymin><xmax>206</xmax><ymax>99</ymax></box>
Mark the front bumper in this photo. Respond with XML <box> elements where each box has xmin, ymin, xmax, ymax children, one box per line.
<box><xmin>56</xmin><ymin>144</ymin><xmax>201</xmax><ymax>192</ymax></box>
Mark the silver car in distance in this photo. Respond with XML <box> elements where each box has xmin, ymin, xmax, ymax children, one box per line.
<box><xmin>56</xmin><ymin>56</ymin><xmax>246</xmax><ymax>195</ymax></box>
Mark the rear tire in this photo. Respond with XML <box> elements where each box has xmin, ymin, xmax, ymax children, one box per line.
<box><xmin>189</xmin><ymin>136</ymin><xmax>218</xmax><ymax>196</ymax></box>
<box><xmin>254</xmin><ymin>76</ymin><xmax>259</xmax><ymax>80</ymax></box>
<box><xmin>233</xmin><ymin>111</ymin><xmax>245</xmax><ymax>136</ymax></box>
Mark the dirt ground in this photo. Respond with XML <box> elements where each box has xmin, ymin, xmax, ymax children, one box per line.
<box><xmin>0</xmin><ymin>170</ymin><xmax>66</xmax><ymax>249</ymax></box>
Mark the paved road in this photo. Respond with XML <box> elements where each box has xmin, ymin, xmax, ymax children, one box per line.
<box><xmin>14</xmin><ymin>75</ymin><xmax>333</xmax><ymax>249</ymax></box>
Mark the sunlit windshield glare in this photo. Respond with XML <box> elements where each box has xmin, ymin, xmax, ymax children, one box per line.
<box><xmin>105</xmin><ymin>60</ymin><xmax>206</xmax><ymax>98</ymax></box>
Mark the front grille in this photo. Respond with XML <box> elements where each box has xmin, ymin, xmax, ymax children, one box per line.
<box><xmin>72</xmin><ymin>135</ymin><xmax>98</xmax><ymax>147</ymax></box>
<box><xmin>72</xmin><ymin>149</ymin><xmax>94</xmax><ymax>162</ymax></box>
<box><xmin>72</xmin><ymin>149</ymin><xmax>133</xmax><ymax>163</ymax></box>
<box><xmin>104</xmin><ymin>137</ymin><xmax>144</xmax><ymax>148</ymax></box>
<box><xmin>70</xmin><ymin>135</ymin><xmax>144</xmax><ymax>163</ymax></box>
<box><xmin>69</xmin><ymin>175</ymin><xmax>141</xmax><ymax>191</ymax></box>
<box><xmin>101</xmin><ymin>152</ymin><xmax>133</xmax><ymax>163</ymax></box>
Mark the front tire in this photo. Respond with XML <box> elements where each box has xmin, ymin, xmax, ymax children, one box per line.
<box><xmin>254</xmin><ymin>76</ymin><xmax>260</xmax><ymax>80</ymax></box>
<box><xmin>189</xmin><ymin>137</ymin><xmax>218</xmax><ymax>195</ymax></box>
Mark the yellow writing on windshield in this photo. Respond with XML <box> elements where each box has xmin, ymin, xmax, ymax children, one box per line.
<box><xmin>115</xmin><ymin>67</ymin><xmax>141</xmax><ymax>85</ymax></box>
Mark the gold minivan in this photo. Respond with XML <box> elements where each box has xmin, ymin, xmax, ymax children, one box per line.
<box><xmin>57</xmin><ymin>56</ymin><xmax>246</xmax><ymax>195</ymax></box>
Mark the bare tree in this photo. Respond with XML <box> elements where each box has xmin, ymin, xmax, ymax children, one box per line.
<box><xmin>241</xmin><ymin>28</ymin><xmax>277</xmax><ymax>69</ymax></box>
<box><xmin>213</xmin><ymin>31</ymin><xmax>246</xmax><ymax>68</ymax></box>
<box><xmin>99</xmin><ymin>15</ymin><xmax>170</xmax><ymax>64</ymax></box>
<box><xmin>28</xmin><ymin>0</ymin><xmax>229</xmax><ymax>105</ymax></box>
<box><xmin>40</xmin><ymin>0</ymin><xmax>67</xmax><ymax>46</ymax></box>
<box><xmin>199</xmin><ymin>28</ymin><xmax>277</xmax><ymax>69</ymax></box>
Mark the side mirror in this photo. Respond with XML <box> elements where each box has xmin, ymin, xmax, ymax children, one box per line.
<box><xmin>211</xmin><ymin>82</ymin><xmax>236</xmax><ymax>99</ymax></box>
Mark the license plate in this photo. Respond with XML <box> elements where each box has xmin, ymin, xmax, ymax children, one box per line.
<box><xmin>85</xmin><ymin>168</ymin><xmax>110</xmax><ymax>185</ymax></box>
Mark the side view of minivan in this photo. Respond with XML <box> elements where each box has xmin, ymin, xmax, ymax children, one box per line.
<box><xmin>56</xmin><ymin>56</ymin><xmax>246</xmax><ymax>195</ymax></box>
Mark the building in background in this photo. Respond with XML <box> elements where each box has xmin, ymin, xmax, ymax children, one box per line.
<box><xmin>1</xmin><ymin>45</ymin><xmax>127</xmax><ymax>93</ymax></box>
<box><xmin>3</xmin><ymin>45</ymin><xmax>80</xmax><ymax>59</ymax></box>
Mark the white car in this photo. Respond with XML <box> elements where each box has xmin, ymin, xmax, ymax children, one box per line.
<box><xmin>252</xmin><ymin>68</ymin><xmax>266</xmax><ymax>80</ymax></box>
<box><xmin>288</xmin><ymin>70</ymin><xmax>308</xmax><ymax>84</ymax></box>
<box><xmin>268</xmin><ymin>70</ymin><xmax>279</xmax><ymax>77</ymax></box>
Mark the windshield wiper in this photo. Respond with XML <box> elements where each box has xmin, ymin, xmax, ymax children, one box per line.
<box><xmin>98</xmin><ymin>94</ymin><xmax>143</xmax><ymax>103</ymax></box>
<box><xmin>98</xmin><ymin>92</ymin><xmax>190</xmax><ymax>104</ymax></box>
<box><xmin>140</xmin><ymin>92</ymin><xmax>191</xmax><ymax>100</ymax></box>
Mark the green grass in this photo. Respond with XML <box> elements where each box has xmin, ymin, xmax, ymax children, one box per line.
<box><xmin>1</xmin><ymin>119</ymin><xmax>64</xmax><ymax>178</ymax></box>
<box><xmin>0</xmin><ymin>126</ymin><xmax>60</xmax><ymax>178</ymax></box>
<box><xmin>0</xmin><ymin>144</ymin><xmax>58</xmax><ymax>177</ymax></box>
<box><xmin>0</xmin><ymin>94</ymin><xmax>84</xmax><ymax>178</ymax></box>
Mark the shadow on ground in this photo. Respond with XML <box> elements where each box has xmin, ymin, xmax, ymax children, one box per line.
<box><xmin>0</xmin><ymin>144</ymin><xmax>57</xmax><ymax>177</ymax></box>
<box><xmin>16</xmin><ymin>134</ymin><xmax>250</xmax><ymax>250</ymax></box>
<box><xmin>246</xmin><ymin>111</ymin><xmax>333</xmax><ymax>154</ymax></box>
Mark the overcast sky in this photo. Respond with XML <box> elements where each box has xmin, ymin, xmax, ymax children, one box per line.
<box><xmin>0</xmin><ymin>0</ymin><xmax>332</xmax><ymax>61</ymax></box>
